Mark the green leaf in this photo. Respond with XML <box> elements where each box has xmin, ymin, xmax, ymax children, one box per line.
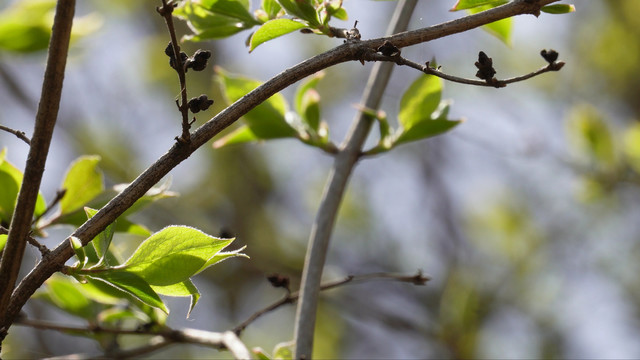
<box><xmin>450</xmin><ymin>0</ymin><xmax>505</xmax><ymax>11</ymax></box>
<box><xmin>273</xmin><ymin>341</ymin><xmax>294</xmax><ymax>360</ymax></box>
<box><xmin>86</xmin><ymin>271</ymin><xmax>168</xmax><ymax>313</ymax></box>
<box><xmin>59</xmin><ymin>155</ymin><xmax>104</xmax><ymax>216</ymax></box>
<box><xmin>69</xmin><ymin>236</ymin><xmax>87</xmax><ymax>269</ymax></box>
<box><xmin>398</xmin><ymin>74</ymin><xmax>442</xmax><ymax>130</ymax></box>
<box><xmin>152</xmin><ymin>280</ymin><xmax>200</xmax><ymax>318</ymax></box>
<box><xmin>85</xmin><ymin>207</ymin><xmax>115</xmax><ymax>266</ymax></box>
<box><xmin>624</xmin><ymin>123</ymin><xmax>640</xmax><ymax>174</ymax></box>
<box><xmin>294</xmin><ymin>72</ymin><xmax>324</xmax><ymax>114</ymax></box>
<box><xmin>174</xmin><ymin>1</ymin><xmax>258</xmax><ymax>41</ymax></box>
<box><xmin>467</xmin><ymin>3</ymin><xmax>512</xmax><ymax>45</ymax></box>
<box><xmin>567</xmin><ymin>105</ymin><xmax>616</xmax><ymax>167</ymax></box>
<box><xmin>120</xmin><ymin>226</ymin><xmax>242</xmax><ymax>286</ymax></box>
<box><xmin>0</xmin><ymin>0</ymin><xmax>101</xmax><ymax>53</ymax></box>
<box><xmin>0</xmin><ymin>234</ymin><xmax>7</xmax><ymax>252</ymax></box>
<box><xmin>299</xmin><ymin>89</ymin><xmax>321</xmax><ymax>131</ymax></box>
<box><xmin>44</xmin><ymin>275</ymin><xmax>96</xmax><ymax>319</ymax></box>
<box><xmin>118</xmin><ymin>181</ymin><xmax>178</xmax><ymax>218</ymax></box>
<box><xmin>253</xmin><ymin>348</ymin><xmax>273</xmax><ymax>360</ymax></box>
<box><xmin>394</xmin><ymin>101</ymin><xmax>462</xmax><ymax>146</ymax></box>
<box><xmin>0</xmin><ymin>148</ymin><xmax>46</xmax><ymax>224</ymax></box>
<box><xmin>213</xmin><ymin>124</ymin><xmax>260</xmax><ymax>148</ymax></box>
<box><xmin>276</xmin><ymin>0</ymin><xmax>320</xmax><ymax>26</ymax></box>
<box><xmin>540</xmin><ymin>4</ymin><xmax>576</xmax><ymax>14</ymax></box>
<box><xmin>199</xmin><ymin>0</ymin><xmax>258</xmax><ymax>25</ymax></box>
<box><xmin>216</xmin><ymin>67</ymin><xmax>297</xmax><ymax>140</ymax></box>
<box><xmin>250</xmin><ymin>19</ymin><xmax>307</xmax><ymax>52</ymax></box>
<box><xmin>263</xmin><ymin>0</ymin><xmax>283</xmax><ymax>19</ymax></box>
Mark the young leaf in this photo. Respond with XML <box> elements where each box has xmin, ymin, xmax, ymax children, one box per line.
<box><xmin>69</xmin><ymin>236</ymin><xmax>87</xmax><ymax>269</ymax></box>
<box><xmin>299</xmin><ymin>89</ymin><xmax>321</xmax><ymax>131</ymax></box>
<box><xmin>276</xmin><ymin>0</ymin><xmax>320</xmax><ymax>26</ymax></box>
<box><xmin>450</xmin><ymin>0</ymin><xmax>505</xmax><ymax>11</ymax></box>
<box><xmin>466</xmin><ymin>3</ymin><xmax>512</xmax><ymax>45</ymax></box>
<box><xmin>174</xmin><ymin>1</ymin><xmax>258</xmax><ymax>41</ymax></box>
<box><xmin>0</xmin><ymin>234</ymin><xmax>7</xmax><ymax>252</ymax></box>
<box><xmin>262</xmin><ymin>0</ymin><xmax>282</xmax><ymax>19</ymax></box>
<box><xmin>86</xmin><ymin>271</ymin><xmax>168</xmax><ymax>313</ymax></box>
<box><xmin>217</xmin><ymin>67</ymin><xmax>297</xmax><ymax>140</ymax></box>
<box><xmin>294</xmin><ymin>72</ymin><xmax>325</xmax><ymax>115</ymax></box>
<box><xmin>120</xmin><ymin>226</ymin><xmax>242</xmax><ymax>286</ymax></box>
<box><xmin>0</xmin><ymin>148</ymin><xmax>47</xmax><ymax>223</ymax></box>
<box><xmin>250</xmin><ymin>19</ymin><xmax>307</xmax><ymax>52</ymax></box>
<box><xmin>85</xmin><ymin>207</ymin><xmax>115</xmax><ymax>266</ymax></box>
<box><xmin>540</xmin><ymin>4</ymin><xmax>576</xmax><ymax>14</ymax></box>
<box><xmin>59</xmin><ymin>155</ymin><xmax>104</xmax><ymax>216</ymax></box>
<box><xmin>152</xmin><ymin>280</ymin><xmax>201</xmax><ymax>318</ymax></box>
<box><xmin>398</xmin><ymin>74</ymin><xmax>442</xmax><ymax>130</ymax></box>
<box><xmin>200</xmin><ymin>0</ymin><xmax>258</xmax><ymax>25</ymax></box>
<box><xmin>394</xmin><ymin>101</ymin><xmax>462</xmax><ymax>147</ymax></box>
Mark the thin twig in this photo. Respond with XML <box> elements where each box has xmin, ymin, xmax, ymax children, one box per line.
<box><xmin>5</xmin><ymin>0</ymin><xmax>561</xmax><ymax>333</ymax></box>
<box><xmin>32</xmin><ymin>189</ymin><xmax>66</xmax><ymax>226</ymax></box>
<box><xmin>15</xmin><ymin>319</ymin><xmax>251</xmax><ymax>360</ymax></box>
<box><xmin>234</xmin><ymin>270</ymin><xmax>429</xmax><ymax>335</ymax></box>
<box><xmin>362</xmin><ymin>52</ymin><xmax>565</xmax><ymax>88</ymax></box>
<box><xmin>294</xmin><ymin>2</ymin><xmax>418</xmax><ymax>358</ymax></box>
<box><xmin>157</xmin><ymin>0</ymin><xmax>191</xmax><ymax>143</ymax></box>
<box><xmin>0</xmin><ymin>125</ymin><xmax>31</xmax><ymax>145</ymax></box>
<box><xmin>0</xmin><ymin>0</ymin><xmax>75</xmax><ymax>336</ymax></box>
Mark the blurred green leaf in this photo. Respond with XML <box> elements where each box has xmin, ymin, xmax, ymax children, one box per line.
<box><xmin>253</xmin><ymin>348</ymin><xmax>273</xmax><ymax>360</ymax></box>
<box><xmin>262</xmin><ymin>0</ymin><xmax>283</xmax><ymax>19</ymax></box>
<box><xmin>398</xmin><ymin>74</ymin><xmax>442</xmax><ymax>130</ymax></box>
<box><xmin>299</xmin><ymin>89</ymin><xmax>321</xmax><ymax>131</ymax></box>
<box><xmin>175</xmin><ymin>0</ymin><xmax>259</xmax><ymax>41</ymax></box>
<box><xmin>0</xmin><ymin>234</ymin><xmax>7</xmax><ymax>252</ymax></box>
<box><xmin>623</xmin><ymin>123</ymin><xmax>640</xmax><ymax>174</ymax></box>
<box><xmin>119</xmin><ymin>226</ymin><xmax>245</xmax><ymax>286</ymax></box>
<box><xmin>44</xmin><ymin>275</ymin><xmax>96</xmax><ymax>319</ymax></box>
<box><xmin>152</xmin><ymin>280</ymin><xmax>200</xmax><ymax>318</ymax></box>
<box><xmin>395</xmin><ymin>98</ymin><xmax>462</xmax><ymax>147</ymax></box>
<box><xmin>567</xmin><ymin>105</ymin><xmax>616</xmax><ymax>167</ymax></box>
<box><xmin>0</xmin><ymin>0</ymin><xmax>102</xmax><ymax>53</ymax></box>
<box><xmin>213</xmin><ymin>124</ymin><xmax>260</xmax><ymax>148</ymax></box>
<box><xmin>450</xmin><ymin>0</ymin><xmax>505</xmax><ymax>11</ymax></box>
<box><xmin>85</xmin><ymin>207</ymin><xmax>115</xmax><ymax>266</ymax></box>
<box><xmin>467</xmin><ymin>3</ymin><xmax>512</xmax><ymax>45</ymax></box>
<box><xmin>59</xmin><ymin>155</ymin><xmax>104</xmax><ymax>216</ymax></box>
<box><xmin>0</xmin><ymin>148</ymin><xmax>46</xmax><ymax>224</ymax></box>
<box><xmin>250</xmin><ymin>18</ymin><xmax>307</xmax><ymax>52</ymax></box>
<box><xmin>86</xmin><ymin>271</ymin><xmax>168</xmax><ymax>313</ymax></box>
<box><xmin>540</xmin><ymin>4</ymin><xmax>576</xmax><ymax>14</ymax></box>
<box><xmin>216</xmin><ymin>67</ymin><xmax>297</xmax><ymax>140</ymax></box>
<box><xmin>294</xmin><ymin>72</ymin><xmax>324</xmax><ymax>116</ymax></box>
<box><xmin>273</xmin><ymin>341</ymin><xmax>294</xmax><ymax>360</ymax></box>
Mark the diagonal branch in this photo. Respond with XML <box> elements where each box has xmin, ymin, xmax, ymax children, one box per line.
<box><xmin>0</xmin><ymin>0</ymin><xmax>75</xmax><ymax>335</ymax></box>
<box><xmin>293</xmin><ymin>1</ymin><xmax>418</xmax><ymax>357</ymax></box>
<box><xmin>4</xmin><ymin>0</ymin><xmax>560</xmax><ymax>334</ymax></box>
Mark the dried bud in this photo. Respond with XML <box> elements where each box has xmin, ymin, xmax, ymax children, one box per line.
<box><xmin>188</xmin><ymin>94</ymin><xmax>214</xmax><ymax>113</ymax></box>
<box><xmin>377</xmin><ymin>40</ymin><xmax>400</xmax><ymax>57</ymax></box>
<box><xmin>475</xmin><ymin>51</ymin><xmax>496</xmax><ymax>81</ymax></box>
<box><xmin>540</xmin><ymin>49</ymin><xmax>559</xmax><ymax>64</ymax></box>
<box><xmin>267</xmin><ymin>274</ymin><xmax>290</xmax><ymax>290</ymax></box>
<box><xmin>186</xmin><ymin>49</ymin><xmax>212</xmax><ymax>71</ymax></box>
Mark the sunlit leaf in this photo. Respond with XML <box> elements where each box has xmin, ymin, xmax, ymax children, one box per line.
<box><xmin>398</xmin><ymin>74</ymin><xmax>442</xmax><ymax>130</ymax></box>
<box><xmin>466</xmin><ymin>2</ymin><xmax>512</xmax><ymax>45</ymax></box>
<box><xmin>152</xmin><ymin>280</ymin><xmax>200</xmax><ymax>318</ymax></box>
<box><xmin>175</xmin><ymin>0</ymin><xmax>259</xmax><ymax>41</ymax></box>
<box><xmin>623</xmin><ymin>123</ymin><xmax>640</xmax><ymax>174</ymax></box>
<box><xmin>86</xmin><ymin>271</ymin><xmax>168</xmax><ymax>313</ymax></box>
<box><xmin>250</xmin><ymin>18</ymin><xmax>307</xmax><ymax>52</ymax></box>
<box><xmin>450</xmin><ymin>0</ymin><xmax>505</xmax><ymax>11</ymax></box>
<box><xmin>213</xmin><ymin>124</ymin><xmax>260</xmax><ymax>148</ymax></box>
<box><xmin>216</xmin><ymin>67</ymin><xmax>297</xmax><ymax>140</ymax></box>
<box><xmin>44</xmin><ymin>275</ymin><xmax>96</xmax><ymax>319</ymax></box>
<box><xmin>276</xmin><ymin>0</ymin><xmax>320</xmax><ymax>26</ymax></box>
<box><xmin>59</xmin><ymin>155</ymin><xmax>104</xmax><ymax>216</ymax></box>
<box><xmin>69</xmin><ymin>236</ymin><xmax>87</xmax><ymax>269</ymax></box>
<box><xmin>0</xmin><ymin>148</ymin><xmax>46</xmax><ymax>224</ymax></box>
<box><xmin>0</xmin><ymin>234</ymin><xmax>7</xmax><ymax>252</ymax></box>
<box><xmin>85</xmin><ymin>207</ymin><xmax>115</xmax><ymax>266</ymax></box>
<box><xmin>262</xmin><ymin>0</ymin><xmax>282</xmax><ymax>19</ymax></box>
<box><xmin>120</xmin><ymin>226</ymin><xmax>245</xmax><ymax>286</ymax></box>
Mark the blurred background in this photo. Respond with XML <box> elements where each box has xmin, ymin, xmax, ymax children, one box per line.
<box><xmin>1</xmin><ymin>0</ymin><xmax>640</xmax><ymax>358</ymax></box>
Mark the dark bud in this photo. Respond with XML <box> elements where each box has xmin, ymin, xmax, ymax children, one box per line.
<box><xmin>169</xmin><ymin>52</ymin><xmax>188</xmax><ymax>71</ymax></box>
<box><xmin>188</xmin><ymin>94</ymin><xmax>214</xmax><ymax>113</ymax></box>
<box><xmin>164</xmin><ymin>42</ymin><xmax>175</xmax><ymax>58</ymax></box>
<box><xmin>377</xmin><ymin>40</ymin><xmax>400</xmax><ymax>57</ymax></box>
<box><xmin>186</xmin><ymin>49</ymin><xmax>211</xmax><ymax>71</ymax></box>
<box><xmin>267</xmin><ymin>273</ymin><xmax>290</xmax><ymax>290</ymax></box>
<box><xmin>300</xmin><ymin>28</ymin><xmax>314</xmax><ymax>34</ymax></box>
<box><xmin>475</xmin><ymin>51</ymin><xmax>496</xmax><ymax>81</ymax></box>
<box><xmin>540</xmin><ymin>49</ymin><xmax>559</xmax><ymax>64</ymax></box>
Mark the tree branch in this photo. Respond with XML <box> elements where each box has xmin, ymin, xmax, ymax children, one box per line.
<box><xmin>234</xmin><ymin>271</ymin><xmax>429</xmax><ymax>335</ymax></box>
<box><xmin>293</xmin><ymin>2</ymin><xmax>418</xmax><ymax>357</ymax></box>
<box><xmin>15</xmin><ymin>319</ymin><xmax>251</xmax><ymax>360</ymax></box>
<box><xmin>3</xmin><ymin>0</ymin><xmax>560</xmax><ymax>335</ymax></box>
<box><xmin>0</xmin><ymin>125</ymin><xmax>31</xmax><ymax>145</ymax></box>
<box><xmin>0</xmin><ymin>0</ymin><xmax>75</xmax><ymax>337</ymax></box>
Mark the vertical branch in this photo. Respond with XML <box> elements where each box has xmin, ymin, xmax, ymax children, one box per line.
<box><xmin>0</xmin><ymin>0</ymin><xmax>76</xmax><ymax>336</ymax></box>
<box><xmin>293</xmin><ymin>1</ymin><xmax>418</xmax><ymax>358</ymax></box>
